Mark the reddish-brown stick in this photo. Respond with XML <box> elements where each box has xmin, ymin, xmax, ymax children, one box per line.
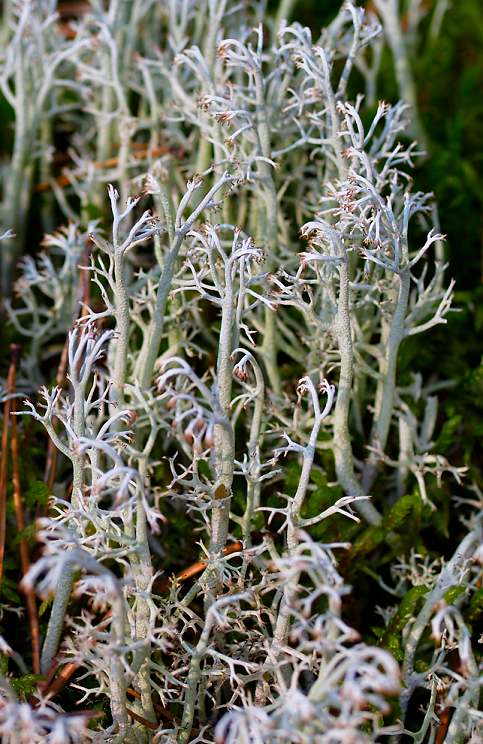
<box><xmin>0</xmin><ymin>349</ymin><xmax>16</xmax><ymax>588</ymax></box>
<box><xmin>34</xmin><ymin>145</ymin><xmax>184</xmax><ymax>194</ymax></box>
<box><xmin>155</xmin><ymin>541</ymin><xmax>243</xmax><ymax>594</ymax></box>
<box><xmin>9</xmin><ymin>345</ymin><xmax>41</xmax><ymax>674</ymax></box>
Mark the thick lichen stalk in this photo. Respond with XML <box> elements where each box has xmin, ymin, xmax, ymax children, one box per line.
<box><xmin>210</xmin><ymin>252</ymin><xmax>236</xmax><ymax>556</ymax></box>
<box><xmin>361</xmin><ymin>270</ymin><xmax>411</xmax><ymax>493</ymax></box>
<box><xmin>254</xmin><ymin>54</ymin><xmax>282</xmax><ymax>395</ymax></box>
<box><xmin>332</xmin><ymin>255</ymin><xmax>382</xmax><ymax>525</ymax></box>
<box><xmin>209</xmin><ymin>424</ymin><xmax>235</xmax><ymax>554</ymax></box>
<box><xmin>108</xmin><ymin>598</ymin><xmax>134</xmax><ymax>744</ymax></box>
<box><xmin>137</xmin><ymin>234</ymin><xmax>190</xmax><ymax>390</ymax></box>
<box><xmin>128</xmin><ymin>488</ymin><xmax>157</xmax><ymax>734</ymax></box>
<box><xmin>40</xmin><ymin>335</ymin><xmax>89</xmax><ymax>674</ymax></box>
<box><xmin>151</xmin><ymin>186</ymin><xmax>182</xmax><ymax>356</ymax></box>
<box><xmin>111</xmin><ymin>234</ymin><xmax>131</xmax><ymax>409</ymax></box>
<box><xmin>235</xmin><ymin>351</ymin><xmax>265</xmax><ymax>542</ymax></box>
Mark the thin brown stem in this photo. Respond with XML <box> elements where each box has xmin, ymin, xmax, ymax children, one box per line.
<box><xmin>0</xmin><ymin>347</ymin><xmax>18</xmax><ymax>591</ymax></box>
<box><xmin>10</xmin><ymin>345</ymin><xmax>41</xmax><ymax>674</ymax></box>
